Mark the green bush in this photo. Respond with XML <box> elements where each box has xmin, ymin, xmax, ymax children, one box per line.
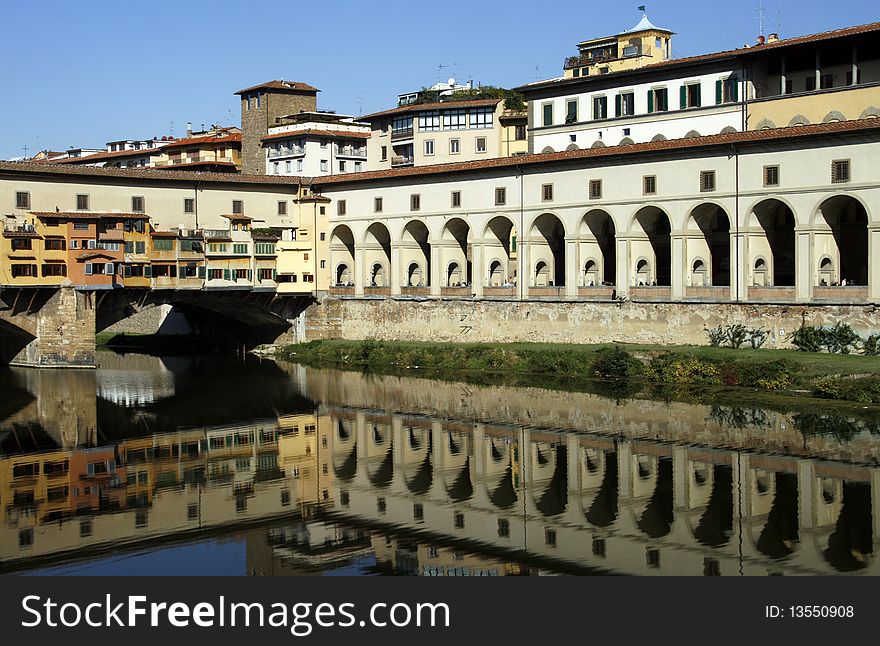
<box><xmin>646</xmin><ymin>353</ymin><xmax>721</xmax><ymax>384</ymax></box>
<box><xmin>590</xmin><ymin>347</ymin><xmax>643</xmax><ymax>380</ymax></box>
<box><xmin>790</xmin><ymin>323</ymin><xmax>861</xmax><ymax>354</ymax></box>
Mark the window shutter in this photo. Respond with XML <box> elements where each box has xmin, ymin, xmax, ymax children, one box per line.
<box><xmin>198</xmin><ymin>266</ymin><xmax>206</xmax><ymax>279</ymax></box>
<box><xmin>614</xmin><ymin>95</ymin><xmax>622</xmax><ymax>117</ymax></box>
<box><xmin>694</xmin><ymin>85</ymin><xmax>702</xmax><ymax>107</ymax></box>
<box><xmin>680</xmin><ymin>85</ymin><xmax>687</xmax><ymax>109</ymax></box>
<box><xmin>647</xmin><ymin>90</ymin><xmax>654</xmax><ymax>114</ymax></box>
<box><xmin>224</xmin><ymin>269</ymin><xmax>230</xmax><ymax>281</ymax></box>
<box><xmin>144</xmin><ymin>265</ymin><xmax>152</xmax><ymax>278</ymax></box>
<box><xmin>716</xmin><ymin>80</ymin><xmax>723</xmax><ymax>104</ymax></box>
<box><xmin>124</xmin><ymin>265</ymin><xmax>131</xmax><ymax>278</ymax></box>
<box><xmin>272</xmin><ymin>269</ymin><xmax>277</xmax><ymax>281</ymax></box>
<box><xmin>731</xmin><ymin>76</ymin><xmax>739</xmax><ymax>102</ymax></box>
<box><xmin>247</xmin><ymin>269</ymin><xmax>252</xmax><ymax>282</ymax></box>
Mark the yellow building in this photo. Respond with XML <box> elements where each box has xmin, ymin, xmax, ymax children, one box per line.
<box><xmin>275</xmin><ymin>190</ymin><xmax>330</xmax><ymax>294</ymax></box>
<box><xmin>1</xmin><ymin>215</ymin><xmax>68</xmax><ymax>287</ymax></box>
<box><xmin>563</xmin><ymin>13</ymin><xmax>673</xmax><ymax>79</ymax></box>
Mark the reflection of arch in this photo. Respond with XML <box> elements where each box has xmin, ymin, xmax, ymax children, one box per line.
<box><xmin>533</xmin><ymin>444</ymin><xmax>568</xmax><ymax>518</ymax></box>
<box><xmin>755</xmin><ymin>118</ymin><xmax>776</xmax><ymax>130</ymax></box>
<box><xmin>637</xmin><ymin>458</ymin><xmax>674</xmax><ymax>538</ymax></box>
<box><xmin>823</xmin><ymin>482</ymin><xmax>873</xmax><ymax>572</ymax></box>
<box><xmin>692</xmin><ymin>466</ymin><xmax>733</xmax><ymax>547</ymax></box>
<box><xmin>584</xmin><ymin>451</ymin><xmax>618</xmax><ymax>527</ymax></box>
<box><xmin>755</xmin><ymin>473</ymin><xmax>799</xmax><ymax>559</ymax></box>
<box><xmin>529</xmin><ymin>213</ymin><xmax>566</xmax><ymax>287</ymax></box>
<box><xmin>822</xmin><ymin>110</ymin><xmax>846</xmax><ymax>124</ymax></box>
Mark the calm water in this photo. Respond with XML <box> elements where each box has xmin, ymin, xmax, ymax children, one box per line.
<box><xmin>1</xmin><ymin>351</ymin><xmax>878</xmax><ymax>577</ymax></box>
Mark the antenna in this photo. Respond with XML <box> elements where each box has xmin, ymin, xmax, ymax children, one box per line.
<box><xmin>356</xmin><ymin>96</ymin><xmax>364</xmax><ymax>115</ymax></box>
<box><xmin>22</xmin><ymin>145</ymin><xmax>29</xmax><ymax>158</ymax></box>
<box><xmin>756</xmin><ymin>0</ymin><xmax>767</xmax><ymax>36</ymax></box>
<box><xmin>170</xmin><ymin>120</ymin><xmax>175</xmax><ymax>137</ymax></box>
<box><xmin>777</xmin><ymin>0</ymin><xmax>783</xmax><ymax>34</ymax></box>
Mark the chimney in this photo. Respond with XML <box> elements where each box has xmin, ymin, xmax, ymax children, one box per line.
<box><xmin>756</xmin><ymin>34</ymin><xmax>766</xmax><ymax>45</ymax></box>
<box><xmin>186</xmin><ymin>122</ymin><xmax>192</xmax><ymax>138</ymax></box>
<box><xmin>767</xmin><ymin>33</ymin><xmax>780</xmax><ymax>43</ymax></box>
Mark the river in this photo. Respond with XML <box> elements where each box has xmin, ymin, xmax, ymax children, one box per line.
<box><xmin>1</xmin><ymin>350</ymin><xmax>877</xmax><ymax>576</ymax></box>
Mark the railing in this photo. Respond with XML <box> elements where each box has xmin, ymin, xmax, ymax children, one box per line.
<box><xmin>3</xmin><ymin>224</ymin><xmax>36</xmax><ymax>234</ymax></box>
<box><xmin>336</xmin><ymin>146</ymin><xmax>367</xmax><ymax>158</ymax></box>
<box><xmin>391</xmin><ymin>128</ymin><xmax>414</xmax><ymax>141</ymax></box>
<box><xmin>203</xmin><ymin>229</ymin><xmax>230</xmax><ymax>240</ymax></box>
<box><xmin>267</xmin><ymin>146</ymin><xmax>305</xmax><ymax>158</ymax></box>
<box><xmin>392</xmin><ymin>156</ymin><xmax>414</xmax><ymax>167</ymax></box>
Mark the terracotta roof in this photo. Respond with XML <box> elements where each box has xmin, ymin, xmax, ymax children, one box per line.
<box><xmin>520</xmin><ymin>21</ymin><xmax>880</xmax><ymax>93</ymax></box>
<box><xmin>31</xmin><ymin>211</ymin><xmax>151</xmax><ymax>220</ymax></box>
<box><xmin>312</xmin><ymin>118</ymin><xmax>880</xmax><ymax>186</ymax></box>
<box><xmin>150</xmin><ymin>230</ymin><xmax>179</xmax><ymax>238</ymax></box>
<box><xmin>235</xmin><ymin>80</ymin><xmax>319</xmax><ymax>95</ymax></box>
<box><xmin>76</xmin><ymin>251</ymin><xmax>117</xmax><ymax>261</ymax></box>
<box><xmin>0</xmin><ymin>161</ymin><xmax>302</xmax><ymax>186</ymax></box>
<box><xmin>153</xmin><ymin>161</ymin><xmax>239</xmax><ymax>171</ymax></box>
<box><xmin>262</xmin><ymin>129</ymin><xmax>371</xmax><ymax>142</ymax></box>
<box><xmin>2</xmin><ymin>230</ymin><xmax>40</xmax><ymax>239</ymax></box>
<box><xmin>53</xmin><ymin>147</ymin><xmax>168</xmax><ymax>165</ymax></box>
<box><xmin>160</xmin><ymin>134</ymin><xmax>241</xmax><ymax>150</ymax></box>
<box><xmin>361</xmin><ymin>98</ymin><xmax>502</xmax><ymax>120</ymax></box>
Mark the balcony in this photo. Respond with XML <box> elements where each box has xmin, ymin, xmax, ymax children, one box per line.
<box><xmin>391</xmin><ymin>128</ymin><xmax>414</xmax><ymax>141</ymax></box>
<box><xmin>336</xmin><ymin>146</ymin><xmax>367</xmax><ymax>158</ymax></box>
<box><xmin>203</xmin><ymin>229</ymin><xmax>231</xmax><ymax>240</ymax></box>
<box><xmin>391</xmin><ymin>155</ymin><xmax>414</xmax><ymax>167</ymax></box>
<box><xmin>268</xmin><ymin>145</ymin><xmax>306</xmax><ymax>159</ymax></box>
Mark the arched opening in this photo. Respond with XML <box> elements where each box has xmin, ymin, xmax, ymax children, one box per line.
<box><xmin>632</xmin><ymin>207</ymin><xmax>672</xmax><ymax>286</ymax></box>
<box><xmin>364</xmin><ymin>222</ymin><xmax>391</xmax><ymax>287</ymax></box>
<box><xmin>330</xmin><ymin>225</ymin><xmax>355</xmax><ymax>286</ymax></box>
<box><xmin>753</xmin><ymin>257</ymin><xmax>768</xmax><ymax>286</ymax></box>
<box><xmin>818</xmin><ymin>257</ymin><xmax>834</xmax><ymax>286</ymax></box>
<box><xmin>446</xmin><ymin>262</ymin><xmax>462</xmax><ymax>286</ymax></box>
<box><xmin>688</xmin><ymin>203</ymin><xmax>731</xmax><ymax>287</ymax></box>
<box><xmin>581</xmin><ymin>210</ymin><xmax>616</xmax><ymax>286</ymax></box>
<box><xmin>583</xmin><ymin>259</ymin><xmax>598</xmax><ymax>286</ymax></box>
<box><xmin>541</xmin><ymin>146</ymin><xmax>555</xmax><ymax>154</ymax></box>
<box><xmin>816</xmin><ymin>196</ymin><xmax>869</xmax><ymax>287</ymax></box>
<box><xmin>529</xmin><ymin>213</ymin><xmax>566</xmax><ymax>287</ymax></box>
<box><xmin>406</xmin><ymin>262</ymin><xmax>422</xmax><ymax>287</ymax></box>
<box><xmin>483</xmin><ymin>216</ymin><xmax>516</xmax><ymax>286</ymax></box>
<box><xmin>401</xmin><ymin>220</ymin><xmax>430</xmax><ymax>288</ymax></box>
<box><xmin>441</xmin><ymin>218</ymin><xmax>471</xmax><ymax>287</ymax></box>
<box><xmin>751</xmin><ymin>199</ymin><xmax>796</xmax><ymax>286</ymax></box>
<box><xmin>635</xmin><ymin>259</ymin><xmax>651</xmax><ymax>285</ymax></box>
<box><xmin>684</xmin><ymin>130</ymin><xmax>701</xmax><ymax>139</ymax></box>
<box><xmin>534</xmin><ymin>260</ymin><xmax>550</xmax><ymax>286</ymax></box>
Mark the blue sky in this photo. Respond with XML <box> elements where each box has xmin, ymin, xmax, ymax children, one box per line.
<box><xmin>1</xmin><ymin>0</ymin><xmax>876</xmax><ymax>159</ymax></box>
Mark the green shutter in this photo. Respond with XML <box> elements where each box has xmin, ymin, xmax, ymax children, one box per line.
<box><xmin>144</xmin><ymin>265</ymin><xmax>152</xmax><ymax>278</ymax></box>
<box><xmin>694</xmin><ymin>85</ymin><xmax>702</xmax><ymax>107</ymax></box>
<box><xmin>198</xmin><ymin>266</ymin><xmax>206</xmax><ymax>279</ymax></box>
<box><xmin>680</xmin><ymin>85</ymin><xmax>687</xmax><ymax>109</ymax></box>
<box><xmin>716</xmin><ymin>80</ymin><xmax>723</xmax><ymax>104</ymax></box>
<box><xmin>731</xmin><ymin>76</ymin><xmax>739</xmax><ymax>102</ymax></box>
<box><xmin>614</xmin><ymin>95</ymin><xmax>622</xmax><ymax>117</ymax></box>
<box><xmin>272</xmin><ymin>269</ymin><xmax>277</xmax><ymax>281</ymax></box>
<box><xmin>224</xmin><ymin>269</ymin><xmax>230</xmax><ymax>281</ymax></box>
<box><xmin>647</xmin><ymin>90</ymin><xmax>654</xmax><ymax>114</ymax></box>
<box><xmin>247</xmin><ymin>269</ymin><xmax>252</xmax><ymax>282</ymax></box>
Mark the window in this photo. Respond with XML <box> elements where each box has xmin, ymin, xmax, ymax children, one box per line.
<box><xmin>381</xmin><ymin>146</ymin><xmax>388</xmax><ymax>161</ymax></box>
<box><xmin>272</xmin><ymin>161</ymin><xmax>279</xmax><ymax>174</ymax></box>
<box><xmin>443</xmin><ymin>109</ymin><xmax>466</xmax><ymax>130</ymax></box>
<box><xmin>515</xmin><ymin>124</ymin><xmax>526</xmax><ymax>140</ymax></box>
<box><xmin>647</xmin><ymin>548</ymin><xmax>660</xmax><ymax>568</ymax></box>
<box><xmin>682</xmin><ymin>83</ymin><xmax>702</xmax><ymax>108</ymax></box>
<box><xmin>498</xmin><ymin>518</ymin><xmax>510</xmax><ymax>538</ymax></box>
<box><xmin>566</xmin><ymin>99</ymin><xmax>578</xmax><ymax>124</ymax></box>
<box><xmin>413</xmin><ymin>503</ymin><xmax>424</xmax><ymax>520</ymax></box>
<box><xmin>589</xmin><ymin>179</ymin><xmax>602</xmax><ymax>200</ymax></box>
<box><xmin>424</xmin><ymin>140</ymin><xmax>435</xmax><ymax>156</ymax></box>
<box><xmin>44</xmin><ymin>238</ymin><xmax>65</xmax><ymax>251</ymax></box>
<box><xmin>542</xmin><ymin>103</ymin><xmax>553</xmax><ymax>127</ymax></box>
<box><xmin>233</xmin><ymin>243</ymin><xmax>248</xmax><ymax>254</ymax></box>
<box><xmin>354</xmin><ymin>161</ymin><xmax>362</xmax><ymax>172</ymax></box>
<box><xmin>718</xmin><ymin>76</ymin><xmax>739</xmax><ymax>104</ymax></box>
<box><xmin>42</xmin><ymin>263</ymin><xmax>66</xmax><ymax>277</ymax></box>
<box><xmin>592</xmin><ymin>537</ymin><xmax>606</xmax><ymax>557</ymax></box>
<box><xmin>476</xmin><ymin>137</ymin><xmax>487</xmax><ymax>153</ymax></box>
<box><xmin>184</xmin><ymin>198</ymin><xmax>195</xmax><ymax>213</ymax></box>
<box><xmin>700</xmin><ymin>170</ymin><xmax>716</xmax><ymax>192</ymax></box>
<box><xmin>285</xmin><ymin>160</ymin><xmax>291</xmax><ymax>173</ymax></box>
<box><xmin>820</xmin><ymin>74</ymin><xmax>834</xmax><ymax>90</ymax></box>
<box><xmin>377</xmin><ymin>498</ymin><xmax>386</xmax><ymax>514</ymax></box>
<box><xmin>418</xmin><ymin>110</ymin><xmax>440</xmax><ymax>131</ymax></box>
<box><xmin>339</xmin><ymin>160</ymin><xmax>348</xmax><ymax>172</ymax></box>
<box><xmin>763</xmin><ymin>165</ymin><xmax>780</xmax><ymax>187</ymax></box>
<box><xmin>832</xmin><ymin>159</ymin><xmax>851</xmax><ymax>184</ymax></box>
<box><xmin>542</xmin><ymin>184</ymin><xmax>553</xmax><ymax>202</ymax></box>
<box><xmin>320</xmin><ymin>160</ymin><xmax>328</xmax><ymax>172</ymax></box>
<box><xmin>76</xmin><ymin>194</ymin><xmax>89</xmax><ymax>210</ymax></box>
<box><xmin>15</xmin><ymin>191</ymin><xmax>30</xmax><ymax>209</ymax></box>
<box><xmin>643</xmin><ymin>175</ymin><xmax>657</xmax><ymax>195</ymax></box>
<box><xmin>320</xmin><ymin>260</ymin><xmax>326</xmax><ymax>269</ymax></box>
<box><xmin>337</xmin><ymin>200</ymin><xmax>346</xmax><ymax>216</ymax></box>
<box><xmin>320</xmin><ymin>138</ymin><xmax>329</xmax><ymax>148</ymax></box>
<box><xmin>153</xmin><ymin>238</ymin><xmax>174</xmax><ymax>251</ymax></box>
<box><xmin>454</xmin><ymin>512</ymin><xmax>465</xmax><ymax>529</ymax></box>
<box><xmin>254</xmin><ymin>242</ymin><xmax>275</xmax><ymax>255</ymax></box>
<box><xmin>616</xmin><ymin>92</ymin><xmax>635</xmax><ymax>117</ymax></box>
<box><xmin>495</xmin><ymin>187</ymin><xmax>506</xmax><ymax>206</ymax></box>
<box><xmin>278</xmin><ymin>201</ymin><xmax>287</xmax><ymax>215</ymax></box>
<box><xmin>410</xmin><ymin>194</ymin><xmax>420</xmax><ymax>211</ymax></box>
<box><xmin>593</xmin><ymin>96</ymin><xmax>608</xmax><ymax>120</ymax></box>
<box><xmin>449</xmin><ymin>138</ymin><xmax>460</xmax><ymax>154</ymax></box>
<box><xmin>469</xmin><ymin>107</ymin><xmax>493</xmax><ymax>128</ymax></box>
<box><xmin>649</xmin><ymin>87</ymin><xmax>668</xmax><ymax>113</ymax></box>
<box><xmin>451</xmin><ymin>191</ymin><xmax>461</xmax><ymax>208</ymax></box>
<box><xmin>545</xmin><ymin>528</ymin><xmax>557</xmax><ymax>547</ymax></box>
<box><xmin>11</xmin><ymin>238</ymin><xmax>32</xmax><ymax>251</ymax></box>
<box><xmin>297</xmin><ymin>159</ymin><xmax>303</xmax><ymax>172</ymax></box>
<box><xmin>374</xmin><ymin>197</ymin><xmax>383</xmax><ymax>213</ymax></box>
<box><xmin>392</xmin><ymin>116</ymin><xmax>412</xmax><ymax>133</ymax></box>
<box><xmin>232</xmin><ymin>200</ymin><xmax>243</xmax><ymax>214</ymax></box>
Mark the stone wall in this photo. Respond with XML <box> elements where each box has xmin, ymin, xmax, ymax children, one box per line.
<box><xmin>10</xmin><ymin>286</ymin><xmax>95</xmax><ymax>368</ymax></box>
<box><xmin>104</xmin><ymin>304</ymin><xmax>191</xmax><ymax>336</ymax></box>
<box><xmin>305</xmin><ymin>296</ymin><xmax>880</xmax><ymax>349</ymax></box>
<box><xmin>240</xmin><ymin>91</ymin><xmax>318</xmax><ymax>175</ymax></box>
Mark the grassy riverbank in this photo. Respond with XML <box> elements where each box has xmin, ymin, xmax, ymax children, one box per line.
<box><xmin>276</xmin><ymin>339</ymin><xmax>880</xmax><ymax>406</ymax></box>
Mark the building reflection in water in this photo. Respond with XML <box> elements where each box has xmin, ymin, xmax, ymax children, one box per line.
<box><xmin>1</xmin><ymin>353</ymin><xmax>878</xmax><ymax>576</ymax></box>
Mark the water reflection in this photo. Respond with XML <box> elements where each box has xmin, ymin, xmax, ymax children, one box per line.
<box><xmin>1</xmin><ymin>353</ymin><xmax>879</xmax><ymax>576</ymax></box>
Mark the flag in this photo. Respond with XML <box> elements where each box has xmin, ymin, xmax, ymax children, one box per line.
<box><xmin>638</xmin><ymin>5</ymin><xmax>646</xmax><ymax>11</ymax></box>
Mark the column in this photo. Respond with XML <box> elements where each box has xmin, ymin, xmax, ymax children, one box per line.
<box><xmin>670</xmin><ymin>234</ymin><xmax>685</xmax><ymax>300</ymax></box>
<box><xmin>429</xmin><ymin>242</ymin><xmax>441</xmax><ymax>297</ymax></box>
<box><xmin>616</xmin><ymin>237</ymin><xmax>629</xmax><ymax>294</ymax></box>
<box><xmin>780</xmin><ymin>56</ymin><xmax>787</xmax><ymax>95</ymax></box>
<box><xmin>565</xmin><ymin>238</ymin><xmax>578</xmax><ymax>299</ymax></box>
<box><xmin>354</xmin><ymin>246</ymin><xmax>365</xmax><ymax>297</ymax></box>
<box><xmin>672</xmin><ymin>446</ymin><xmax>688</xmax><ymax>511</ymax></box>
<box><xmin>390</xmin><ymin>244</ymin><xmax>401</xmax><ymax>296</ymax></box>
<box><xmin>852</xmin><ymin>44</ymin><xmax>859</xmax><ymax>86</ymax></box>
<box><xmin>869</xmin><ymin>226</ymin><xmax>880</xmax><ymax>303</ymax></box>
<box><xmin>519</xmin><ymin>240</ymin><xmax>529</xmax><ymax>300</ymax></box>
<box><xmin>797</xmin><ymin>460</ymin><xmax>816</xmax><ymax>531</ymax></box>
<box><xmin>731</xmin><ymin>229</ymin><xmax>747</xmax><ymax>301</ymax></box>
<box><xmin>472</xmin><ymin>241</ymin><xmax>483</xmax><ymax>298</ymax></box>
<box><xmin>795</xmin><ymin>229</ymin><xmax>812</xmax><ymax>302</ymax></box>
<box><xmin>815</xmin><ymin>51</ymin><xmax>821</xmax><ymax>90</ymax></box>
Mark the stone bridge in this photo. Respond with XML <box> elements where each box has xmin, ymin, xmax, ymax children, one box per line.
<box><xmin>0</xmin><ymin>285</ymin><xmax>314</xmax><ymax>368</ymax></box>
